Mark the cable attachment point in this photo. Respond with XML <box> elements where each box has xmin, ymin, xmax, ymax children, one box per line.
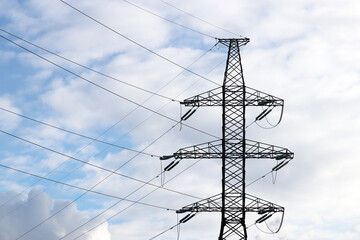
<box><xmin>179</xmin><ymin>105</ymin><xmax>198</xmax><ymax>131</ymax></box>
<box><xmin>160</xmin><ymin>154</ymin><xmax>175</xmax><ymax>160</ymax></box>
<box><xmin>275</xmin><ymin>153</ymin><xmax>291</xmax><ymax>160</ymax></box>
<box><xmin>258</xmin><ymin>99</ymin><xmax>275</xmax><ymax>106</ymax></box>
<box><xmin>179</xmin><ymin>213</ymin><xmax>196</xmax><ymax>223</ymax></box>
<box><xmin>180</xmin><ymin>108</ymin><xmax>197</xmax><ymax>121</ymax></box>
<box><xmin>256</xmin><ymin>213</ymin><xmax>274</xmax><ymax>223</ymax></box>
<box><xmin>272</xmin><ymin>160</ymin><xmax>290</xmax><ymax>172</ymax></box>
<box><xmin>255</xmin><ymin>108</ymin><xmax>273</xmax><ymax>121</ymax></box>
<box><xmin>164</xmin><ymin>160</ymin><xmax>180</xmax><ymax>171</ymax></box>
<box><xmin>258</xmin><ymin>206</ymin><xmax>275</xmax><ymax>215</ymax></box>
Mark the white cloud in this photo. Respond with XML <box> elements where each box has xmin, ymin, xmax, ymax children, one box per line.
<box><xmin>0</xmin><ymin>189</ymin><xmax>111</xmax><ymax>240</ymax></box>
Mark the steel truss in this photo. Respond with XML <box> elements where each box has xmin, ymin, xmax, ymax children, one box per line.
<box><xmin>163</xmin><ymin>38</ymin><xmax>293</xmax><ymax>240</ymax></box>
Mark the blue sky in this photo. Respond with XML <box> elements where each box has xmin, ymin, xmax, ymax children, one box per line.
<box><xmin>0</xmin><ymin>0</ymin><xmax>360</xmax><ymax>239</ymax></box>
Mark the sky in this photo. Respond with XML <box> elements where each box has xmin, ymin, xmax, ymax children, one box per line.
<box><xmin>0</xmin><ymin>0</ymin><xmax>359</xmax><ymax>239</ymax></box>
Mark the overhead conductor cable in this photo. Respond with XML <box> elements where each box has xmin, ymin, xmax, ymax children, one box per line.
<box><xmin>159</xmin><ymin>0</ymin><xmax>241</xmax><ymax>37</ymax></box>
<box><xmin>123</xmin><ymin>0</ymin><xmax>215</xmax><ymax>38</ymax></box>
<box><xmin>0</xmin><ymin>33</ymin><xmax>219</xmax><ymax>140</ymax></box>
<box><xmin>0</xmin><ymin>28</ymin><xmax>178</xmax><ymax>103</ymax></box>
<box><xmin>59</xmin><ymin>0</ymin><xmax>220</xmax><ymax>87</ymax></box>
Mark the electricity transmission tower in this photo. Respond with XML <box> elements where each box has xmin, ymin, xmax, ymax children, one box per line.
<box><xmin>161</xmin><ymin>38</ymin><xmax>294</xmax><ymax>239</ymax></box>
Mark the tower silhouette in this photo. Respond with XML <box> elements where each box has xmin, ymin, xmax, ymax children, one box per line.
<box><xmin>162</xmin><ymin>38</ymin><xmax>294</xmax><ymax>239</ymax></box>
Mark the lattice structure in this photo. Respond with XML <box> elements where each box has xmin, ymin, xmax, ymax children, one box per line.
<box><xmin>162</xmin><ymin>38</ymin><xmax>294</xmax><ymax>240</ymax></box>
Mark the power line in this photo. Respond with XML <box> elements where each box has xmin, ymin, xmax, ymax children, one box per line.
<box><xmin>60</xmin><ymin>169</ymin><xmax>163</xmax><ymax>239</ymax></box>
<box><xmin>0</xmin><ymin>23</ymin><xmax>220</xmax><ymax>195</ymax></box>
<box><xmin>68</xmin><ymin>159</ymin><xmax>202</xmax><ymax>240</ymax></box>
<box><xmin>60</xmin><ymin>60</ymin><xmax>230</xmax><ymax>239</ymax></box>
<box><xmin>0</xmin><ymin>37</ymin><xmax>223</xmax><ymax>221</ymax></box>
<box><xmin>148</xmin><ymin>213</ymin><xmax>258</xmax><ymax>240</ymax></box>
<box><xmin>0</xmin><ymin>83</ymin><xmax>267</xmax><ymax>240</ymax></box>
<box><xmin>0</xmin><ymin>100</ymin><xmax>275</xmax><ymax>238</ymax></box>
<box><xmin>0</xmin><ymin>28</ymin><xmax>179</xmax><ymax>103</ymax></box>
<box><xmin>0</xmin><ymin>128</ymin><xmax>149</xmax><ymax>179</ymax></box>
<box><xmin>0</xmin><ymin>123</ymin><xmax>202</xmax><ymax>226</ymax></box>
<box><xmin>147</xmin><ymin>223</ymin><xmax>180</xmax><ymax>240</ymax></box>
<box><xmin>59</xmin><ymin>0</ymin><xmax>220</xmax><ymax>87</ymax></box>
<box><xmin>0</xmin><ymin>4</ymin><xmax>286</xmax><ymax>239</ymax></box>
<box><xmin>0</xmin><ymin>108</ymin><xmax>146</xmax><ymax>213</ymax></box>
<box><xmin>58</xmin><ymin>59</ymin><xmax>228</xmax><ymax>238</ymax></box>
<box><xmin>1</xmin><ymin>23</ymin><xmax>225</xmax><ymax>238</ymax></box>
<box><xmin>6</xmin><ymin>32</ymin><xmax>218</xmax><ymax>214</ymax></box>
<box><xmin>74</xmin><ymin>51</ymin><xmax>223</xmax><ymax>162</ymax></box>
<box><xmin>246</xmin><ymin>170</ymin><xmax>273</xmax><ymax>187</ymax></box>
<box><xmin>0</xmin><ymin>91</ymin><xmax>163</xmax><ymax>213</ymax></box>
<box><xmin>11</xmin><ymin>122</ymin><xmax>198</xmax><ymax>240</ymax></box>
<box><xmin>9</xmin><ymin>153</ymin><xmax>264</xmax><ymax>240</ymax></box>
<box><xmin>0</xmin><ymin>9</ymin><xmax>220</xmax><ymax>208</ymax></box>
<box><xmin>159</xmin><ymin>0</ymin><xmax>241</xmax><ymax>37</ymax></box>
<box><xmin>0</xmin><ymin>33</ymin><xmax>219</xmax><ymax>140</ymax></box>
<box><xmin>79</xmin><ymin>56</ymin><xmax>225</xmax><ymax>185</ymax></box>
<box><xmin>0</xmin><ymin>106</ymin><xmax>158</xmax><ymax>157</ymax></box>
<box><xmin>67</xmin><ymin>110</ymin><xmax>264</xmax><ymax>239</ymax></box>
<box><xmin>123</xmin><ymin>0</ymin><xmax>215</xmax><ymax>39</ymax></box>
<box><xmin>60</xmin><ymin>115</ymin><xmax>263</xmax><ymax>239</ymax></box>
<box><xmin>62</xmin><ymin>107</ymin><xmax>276</xmax><ymax>239</ymax></box>
<box><xmin>12</xmin><ymin>123</ymin><xmax>175</xmax><ymax>240</ymax></box>
<box><xmin>0</xmin><ymin>163</ymin><xmax>175</xmax><ymax>212</ymax></box>
<box><xmin>0</xmin><ymin>127</ymin><xmax>201</xmax><ymax>201</ymax></box>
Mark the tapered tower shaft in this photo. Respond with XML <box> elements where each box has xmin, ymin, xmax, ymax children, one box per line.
<box><xmin>219</xmin><ymin>38</ymin><xmax>248</xmax><ymax>239</ymax></box>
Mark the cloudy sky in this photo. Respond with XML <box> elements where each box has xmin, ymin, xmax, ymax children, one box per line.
<box><xmin>0</xmin><ymin>0</ymin><xmax>359</xmax><ymax>239</ymax></box>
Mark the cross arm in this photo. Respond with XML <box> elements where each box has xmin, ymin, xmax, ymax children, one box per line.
<box><xmin>176</xmin><ymin>193</ymin><xmax>284</xmax><ymax>214</ymax></box>
<box><xmin>180</xmin><ymin>86</ymin><xmax>284</xmax><ymax>108</ymax></box>
<box><xmin>174</xmin><ymin>140</ymin><xmax>223</xmax><ymax>159</ymax></box>
<box><xmin>168</xmin><ymin>139</ymin><xmax>293</xmax><ymax>160</ymax></box>
<box><xmin>176</xmin><ymin>193</ymin><xmax>222</xmax><ymax>213</ymax></box>
<box><xmin>245</xmin><ymin>139</ymin><xmax>294</xmax><ymax>160</ymax></box>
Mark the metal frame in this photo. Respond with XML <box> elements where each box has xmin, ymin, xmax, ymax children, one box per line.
<box><xmin>163</xmin><ymin>38</ymin><xmax>294</xmax><ymax>240</ymax></box>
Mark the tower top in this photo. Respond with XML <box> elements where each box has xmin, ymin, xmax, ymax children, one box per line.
<box><xmin>216</xmin><ymin>37</ymin><xmax>250</xmax><ymax>47</ymax></box>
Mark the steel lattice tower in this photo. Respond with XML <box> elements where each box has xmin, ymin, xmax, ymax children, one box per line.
<box><xmin>162</xmin><ymin>38</ymin><xmax>294</xmax><ymax>240</ymax></box>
